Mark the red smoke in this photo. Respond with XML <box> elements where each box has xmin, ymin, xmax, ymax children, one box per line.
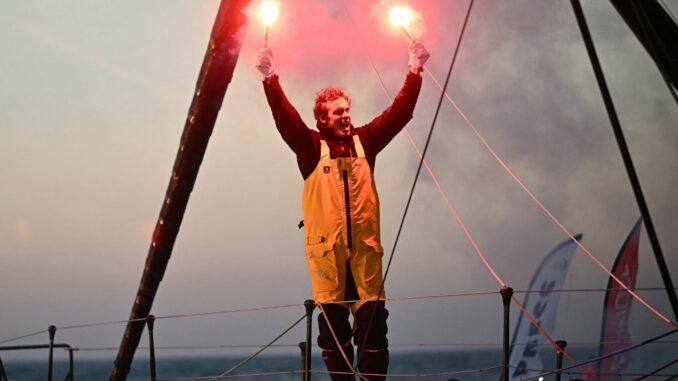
<box><xmin>246</xmin><ymin>0</ymin><xmax>465</xmax><ymax>79</ymax></box>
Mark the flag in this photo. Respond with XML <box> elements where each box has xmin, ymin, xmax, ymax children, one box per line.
<box><xmin>509</xmin><ymin>234</ymin><xmax>582</xmax><ymax>381</ymax></box>
<box><xmin>598</xmin><ymin>218</ymin><xmax>642</xmax><ymax>381</ymax></box>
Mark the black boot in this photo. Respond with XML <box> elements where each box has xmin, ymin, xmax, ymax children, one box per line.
<box><xmin>357</xmin><ymin>348</ymin><xmax>389</xmax><ymax>381</ymax></box>
<box><xmin>318</xmin><ymin>304</ymin><xmax>354</xmax><ymax>381</ymax></box>
<box><xmin>322</xmin><ymin>346</ymin><xmax>355</xmax><ymax>381</ymax></box>
<box><xmin>354</xmin><ymin>302</ymin><xmax>389</xmax><ymax>381</ymax></box>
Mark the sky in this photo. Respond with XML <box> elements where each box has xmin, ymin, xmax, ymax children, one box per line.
<box><xmin>1</xmin><ymin>0</ymin><xmax>677</xmax><ymax>371</ymax></box>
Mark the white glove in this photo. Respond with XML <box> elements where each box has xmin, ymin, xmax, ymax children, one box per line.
<box><xmin>256</xmin><ymin>48</ymin><xmax>275</xmax><ymax>79</ymax></box>
<box><xmin>408</xmin><ymin>40</ymin><xmax>430</xmax><ymax>71</ymax></box>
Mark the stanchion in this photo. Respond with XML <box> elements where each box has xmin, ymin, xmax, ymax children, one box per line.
<box><xmin>304</xmin><ymin>300</ymin><xmax>316</xmax><ymax>381</ymax></box>
<box><xmin>147</xmin><ymin>315</ymin><xmax>157</xmax><ymax>381</ymax></box>
<box><xmin>47</xmin><ymin>325</ymin><xmax>56</xmax><ymax>381</ymax></box>
<box><xmin>67</xmin><ymin>347</ymin><xmax>75</xmax><ymax>381</ymax></box>
<box><xmin>555</xmin><ymin>340</ymin><xmax>567</xmax><ymax>381</ymax></box>
<box><xmin>500</xmin><ymin>287</ymin><xmax>514</xmax><ymax>381</ymax></box>
<box><xmin>0</xmin><ymin>356</ymin><xmax>8</xmax><ymax>381</ymax></box>
<box><xmin>298</xmin><ymin>342</ymin><xmax>307</xmax><ymax>381</ymax></box>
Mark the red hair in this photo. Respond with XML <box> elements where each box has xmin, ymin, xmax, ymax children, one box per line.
<box><xmin>313</xmin><ymin>87</ymin><xmax>351</xmax><ymax>122</ymax></box>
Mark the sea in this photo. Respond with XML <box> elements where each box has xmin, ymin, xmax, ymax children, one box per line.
<box><xmin>2</xmin><ymin>347</ymin><xmax>676</xmax><ymax>381</ymax></box>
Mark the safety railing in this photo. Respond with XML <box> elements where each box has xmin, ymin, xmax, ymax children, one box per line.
<box><xmin>2</xmin><ymin>287</ymin><xmax>676</xmax><ymax>381</ymax></box>
<box><xmin>0</xmin><ymin>342</ymin><xmax>76</xmax><ymax>381</ymax></box>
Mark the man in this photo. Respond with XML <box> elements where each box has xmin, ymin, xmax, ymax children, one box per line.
<box><xmin>256</xmin><ymin>41</ymin><xmax>429</xmax><ymax>381</ymax></box>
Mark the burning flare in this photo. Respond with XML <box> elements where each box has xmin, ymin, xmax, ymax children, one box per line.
<box><xmin>258</xmin><ymin>1</ymin><xmax>280</xmax><ymax>26</ymax></box>
<box><xmin>389</xmin><ymin>5</ymin><xmax>413</xmax><ymax>28</ymax></box>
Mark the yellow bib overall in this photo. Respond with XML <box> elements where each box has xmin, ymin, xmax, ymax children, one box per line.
<box><xmin>302</xmin><ymin>136</ymin><xmax>385</xmax><ymax>310</ymax></box>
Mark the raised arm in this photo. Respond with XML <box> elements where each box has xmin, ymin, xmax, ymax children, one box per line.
<box><xmin>360</xmin><ymin>41</ymin><xmax>429</xmax><ymax>155</ymax></box>
<box><xmin>257</xmin><ymin>48</ymin><xmax>314</xmax><ymax>156</ymax></box>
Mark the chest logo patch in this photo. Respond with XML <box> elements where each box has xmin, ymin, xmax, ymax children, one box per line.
<box><xmin>323</xmin><ymin>166</ymin><xmax>330</xmax><ymax>173</ymax></box>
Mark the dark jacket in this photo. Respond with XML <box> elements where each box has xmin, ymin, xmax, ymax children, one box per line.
<box><xmin>263</xmin><ymin>72</ymin><xmax>423</xmax><ymax>179</ymax></box>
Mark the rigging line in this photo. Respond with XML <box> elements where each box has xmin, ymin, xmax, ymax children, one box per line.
<box><xmin>631</xmin><ymin>358</ymin><xmax>678</xmax><ymax>381</ymax></box>
<box><xmin>322</xmin><ymin>364</ymin><xmax>505</xmax><ymax>378</ymax></box>
<box><xmin>154</xmin><ymin>303</ymin><xmax>301</xmax><ymax>320</ymax></box>
<box><xmin>371</xmin><ymin>15</ymin><xmax>590</xmax><ymax>381</ymax></box>
<box><xmin>571</xmin><ymin>0</ymin><xmax>677</xmax><ymax>326</ymax></box>
<box><xmin>57</xmin><ymin>303</ymin><xmax>300</xmax><ymax>331</ymax></box>
<box><xmin>381</xmin><ymin>364</ymin><xmax>504</xmax><ymax>378</ymax></box>
<box><xmin>629</xmin><ymin>0</ymin><xmax>678</xmax><ymax>105</ymax></box>
<box><xmin>510</xmin><ymin>295</ymin><xmax>597</xmax><ymax>381</ymax></box>
<box><xmin>658</xmin><ymin>0</ymin><xmax>678</xmax><ymax>23</ymax></box>
<box><xmin>515</xmin><ymin>366</ymin><xmax>676</xmax><ymax>378</ymax></box>
<box><xmin>211</xmin><ymin>314</ymin><xmax>306</xmax><ymax>380</ymax></box>
<box><xmin>422</xmin><ymin>44</ymin><xmax>676</xmax><ymax>329</ymax></box>
<box><xmin>316</xmin><ymin>304</ymin><xmax>365</xmax><ymax>381</ymax></box>
<box><xmin>368</xmin><ymin>55</ymin><xmax>504</xmax><ymax>287</ymax></box>
<box><xmin>57</xmin><ymin>317</ymin><xmax>146</xmax><ymax>331</ymax></box>
<box><xmin>368</xmin><ymin>15</ymin><xmax>587</xmax><ymax>381</ymax></box>
<box><xmin>56</xmin><ymin>339</ymin><xmax>678</xmax><ymax>352</ymax></box>
<box><xmin>315</xmin><ymin>364</ymin><xmax>504</xmax><ymax>378</ymax></box>
<box><xmin>159</xmin><ymin>370</ymin><xmax>301</xmax><ymax>381</ymax></box>
<box><xmin>322</xmin><ymin>286</ymin><xmax>675</xmax><ymax>307</ymax></box>
<box><xmin>359</xmin><ymin>0</ymin><xmax>480</xmax><ymax>369</ymax></box>
<box><xmin>0</xmin><ymin>330</ymin><xmax>46</xmax><ymax>345</ymax></box>
<box><xmin>321</xmin><ymin>289</ymin><xmax>500</xmax><ymax>306</ymax></box>
<box><xmin>19</xmin><ymin>284</ymin><xmax>675</xmax><ymax>342</ymax></box>
<box><xmin>521</xmin><ymin>328</ymin><xmax>678</xmax><ymax>381</ymax></box>
<box><xmin>12</xmin><ymin>285</ymin><xmax>674</xmax><ymax>341</ymax></box>
<box><xmin>514</xmin><ymin>287</ymin><xmax>678</xmax><ymax>293</ymax></box>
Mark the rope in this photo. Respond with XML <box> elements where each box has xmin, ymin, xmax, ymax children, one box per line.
<box><xmin>0</xmin><ymin>330</ymin><xmax>46</xmax><ymax>345</ymax></box>
<box><xmin>159</xmin><ymin>365</ymin><xmax>509</xmax><ymax>380</ymax></box>
<box><xmin>369</xmin><ymin>57</ymin><xmax>505</xmax><ymax>287</ymax></box>
<box><xmin>316</xmin><ymin>364</ymin><xmax>504</xmax><ymax>378</ymax></box>
<box><xmin>323</xmin><ymin>290</ymin><xmax>500</xmax><ymax>306</ymax></box>
<box><xmin>57</xmin><ymin>338</ymin><xmax>678</xmax><ymax>352</ymax></box>
<box><xmin>3</xmin><ymin>287</ymin><xmax>673</xmax><ymax>346</ymax></box>
<box><xmin>514</xmin><ymin>365</ymin><xmax>676</xmax><ymax>378</ymax></box>
<box><xmin>514</xmin><ymin>287</ymin><xmax>677</xmax><ymax>294</ymax></box>
<box><xmin>154</xmin><ymin>303</ymin><xmax>301</xmax><ymax>321</ymax></box>
<box><xmin>510</xmin><ymin>295</ymin><xmax>597</xmax><ymax>380</ymax></box>
<box><xmin>521</xmin><ymin>328</ymin><xmax>678</xmax><ymax>381</ymax></box>
<box><xmin>630</xmin><ymin>357</ymin><xmax>678</xmax><ymax>381</ymax></box>
<box><xmin>58</xmin><ymin>317</ymin><xmax>146</xmax><ymax>331</ymax></box>
<box><xmin>373</xmin><ymin>17</ymin><xmax>608</xmax><ymax>378</ymax></box>
<box><xmin>422</xmin><ymin>43</ymin><xmax>677</xmax><ymax>329</ymax></box>
<box><xmin>367</xmin><ymin>4</ymin><xmax>591</xmax><ymax>379</ymax></box>
<box><xmin>56</xmin><ymin>303</ymin><xmax>302</xmax><ymax>333</ymax></box>
<box><xmin>159</xmin><ymin>370</ymin><xmax>301</xmax><ymax>380</ymax></box>
<box><xmin>211</xmin><ymin>314</ymin><xmax>305</xmax><ymax>380</ymax></box>
<box><xmin>359</xmin><ymin>0</ymin><xmax>479</xmax><ymax>371</ymax></box>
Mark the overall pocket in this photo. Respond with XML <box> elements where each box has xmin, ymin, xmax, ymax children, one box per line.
<box><xmin>361</xmin><ymin>239</ymin><xmax>384</xmax><ymax>286</ymax></box>
<box><xmin>305</xmin><ymin>236</ymin><xmax>338</xmax><ymax>293</ymax></box>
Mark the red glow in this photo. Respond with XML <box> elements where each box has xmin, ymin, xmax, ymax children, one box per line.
<box><xmin>258</xmin><ymin>1</ymin><xmax>279</xmax><ymax>26</ymax></box>
<box><xmin>389</xmin><ymin>5</ymin><xmax>413</xmax><ymax>28</ymax></box>
<box><xmin>245</xmin><ymin>1</ymin><xmax>465</xmax><ymax>86</ymax></box>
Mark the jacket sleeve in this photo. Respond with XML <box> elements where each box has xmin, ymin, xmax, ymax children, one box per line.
<box><xmin>360</xmin><ymin>71</ymin><xmax>423</xmax><ymax>155</ymax></box>
<box><xmin>262</xmin><ymin>75</ymin><xmax>315</xmax><ymax>155</ymax></box>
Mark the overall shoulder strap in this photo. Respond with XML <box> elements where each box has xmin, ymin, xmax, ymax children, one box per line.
<box><xmin>319</xmin><ymin>139</ymin><xmax>330</xmax><ymax>159</ymax></box>
<box><xmin>352</xmin><ymin>135</ymin><xmax>365</xmax><ymax>158</ymax></box>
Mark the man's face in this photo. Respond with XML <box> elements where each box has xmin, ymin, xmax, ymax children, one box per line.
<box><xmin>321</xmin><ymin>97</ymin><xmax>351</xmax><ymax>137</ymax></box>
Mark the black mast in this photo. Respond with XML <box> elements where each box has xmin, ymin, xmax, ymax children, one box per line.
<box><xmin>109</xmin><ymin>1</ymin><xmax>251</xmax><ymax>379</ymax></box>
<box><xmin>571</xmin><ymin>0</ymin><xmax>678</xmax><ymax>321</ymax></box>
<box><xmin>610</xmin><ymin>0</ymin><xmax>678</xmax><ymax>94</ymax></box>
